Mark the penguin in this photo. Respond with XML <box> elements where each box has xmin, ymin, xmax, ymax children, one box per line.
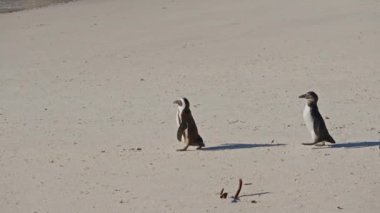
<box><xmin>173</xmin><ymin>97</ymin><xmax>205</xmax><ymax>151</ymax></box>
<box><xmin>299</xmin><ymin>91</ymin><xmax>335</xmax><ymax>146</ymax></box>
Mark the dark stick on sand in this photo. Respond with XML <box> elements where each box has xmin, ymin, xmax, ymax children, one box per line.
<box><xmin>233</xmin><ymin>179</ymin><xmax>243</xmax><ymax>201</ymax></box>
<box><xmin>220</xmin><ymin>188</ymin><xmax>228</xmax><ymax>199</ymax></box>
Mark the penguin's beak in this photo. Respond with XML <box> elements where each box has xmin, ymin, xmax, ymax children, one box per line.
<box><xmin>173</xmin><ymin>100</ymin><xmax>180</xmax><ymax>105</ymax></box>
<box><xmin>299</xmin><ymin>94</ymin><xmax>307</xmax><ymax>99</ymax></box>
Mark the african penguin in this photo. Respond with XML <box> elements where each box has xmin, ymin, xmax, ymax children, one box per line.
<box><xmin>173</xmin><ymin>97</ymin><xmax>205</xmax><ymax>151</ymax></box>
<box><xmin>299</xmin><ymin>91</ymin><xmax>335</xmax><ymax>146</ymax></box>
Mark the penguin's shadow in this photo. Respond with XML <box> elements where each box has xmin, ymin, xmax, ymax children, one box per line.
<box><xmin>202</xmin><ymin>143</ymin><xmax>286</xmax><ymax>151</ymax></box>
<box><xmin>329</xmin><ymin>141</ymin><xmax>380</xmax><ymax>149</ymax></box>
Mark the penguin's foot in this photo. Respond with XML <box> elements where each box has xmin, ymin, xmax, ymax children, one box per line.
<box><xmin>315</xmin><ymin>142</ymin><xmax>326</xmax><ymax>146</ymax></box>
<box><xmin>302</xmin><ymin>142</ymin><xmax>318</xmax><ymax>146</ymax></box>
<box><xmin>196</xmin><ymin>146</ymin><xmax>203</xmax><ymax>150</ymax></box>
<box><xmin>177</xmin><ymin>145</ymin><xmax>189</xmax><ymax>151</ymax></box>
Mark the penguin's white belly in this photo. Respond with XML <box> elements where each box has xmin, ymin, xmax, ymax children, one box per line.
<box><xmin>303</xmin><ymin>105</ymin><xmax>316</xmax><ymax>141</ymax></box>
<box><xmin>176</xmin><ymin>109</ymin><xmax>186</xmax><ymax>142</ymax></box>
<box><xmin>176</xmin><ymin>109</ymin><xmax>181</xmax><ymax>127</ymax></box>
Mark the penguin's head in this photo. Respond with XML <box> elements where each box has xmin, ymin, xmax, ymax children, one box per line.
<box><xmin>299</xmin><ymin>91</ymin><xmax>318</xmax><ymax>104</ymax></box>
<box><xmin>173</xmin><ymin>97</ymin><xmax>190</xmax><ymax>110</ymax></box>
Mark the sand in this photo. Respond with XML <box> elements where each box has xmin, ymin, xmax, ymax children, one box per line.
<box><xmin>0</xmin><ymin>0</ymin><xmax>379</xmax><ymax>212</ymax></box>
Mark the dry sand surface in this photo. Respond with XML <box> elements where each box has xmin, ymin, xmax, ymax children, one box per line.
<box><xmin>1</xmin><ymin>0</ymin><xmax>380</xmax><ymax>212</ymax></box>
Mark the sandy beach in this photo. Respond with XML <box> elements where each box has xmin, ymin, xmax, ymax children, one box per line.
<box><xmin>1</xmin><ymin>0</ymin><xmax>379</xmax><ymax>212</ymax></box>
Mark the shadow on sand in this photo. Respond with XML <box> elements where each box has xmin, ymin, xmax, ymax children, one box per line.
<box><xmin>239</xmin><ymin>192</ymin><xmax>270</xmax><ymax>198</ymax></box>
<box><xmin>230</xmin><ymin>192</ymin><xmax>270</xmax><ymax>203</ymax></box>
<box><xmin>202</xmin><ymin>143</ymin><xmax>286</xmax><ymax>151</ymax></box>
<box><xmin>330</xmin><ymin>141</ymin><xmax>380</xmax><ymax>149</ymax></box>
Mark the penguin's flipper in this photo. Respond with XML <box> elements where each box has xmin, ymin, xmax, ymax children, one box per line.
<box><xmin>310</xmin><ymin>108</ymin><xmax>335</xmax><ymax>144</ymax></box>
<box><xmin>310</xmin><ymin>107</ymin><xmax>330</xmax><ymax>141</ymax></box>
<box><xmin>177</xmin><ymin>122</ymin><xmax>187</xmax><ymax>141</ymax></box>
